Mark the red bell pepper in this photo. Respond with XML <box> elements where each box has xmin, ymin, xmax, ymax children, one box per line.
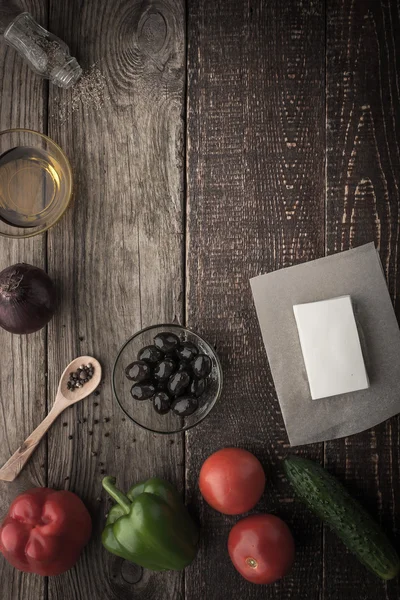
<box><xmin>0</xmin><ymin>487</ymin><xmax>92</xmax><ymax>576</ymax></box>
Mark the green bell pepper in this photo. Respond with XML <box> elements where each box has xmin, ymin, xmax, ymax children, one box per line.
<box><xmin>101</xmin><ymin>476</ymin><xmax>199</xmax><ymax>571</ymax></box>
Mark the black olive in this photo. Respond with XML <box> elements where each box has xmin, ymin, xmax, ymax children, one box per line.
<box><xmin>189</xmin><ymin>378</ymin><xmax>207</xmax><ymax>398</ymax></box>
<box><xmin>191</xmin><ymin>354</ymin><xmax>212</xmax><ymax>378</ymax></box>
<box><xmin>138</xmin><ymin>345</ymin><xmax>163</xmax><ymax>364</ymax></box>
<box><xmin>153</xmin><ymin>392</ymin><xmax>171</xmax><ymax>415</ymax></box>
<box><xmin>177</xmin><ymin>361</ymin><xmax>192</xmax><ymax>374</ymax></box>
<box><xmin>125</xmin><ymin>360</ymin><xmax>151</xmax><ymax>382</ymax></box>
<box><xmin>154</xmin><ymin>358</ymin><xmax>176</xmax><ymax>382</ymax></box>
<box><xmin>154</xmin><ymin>332</ymin><xmax>180</xmax><ymax>353</ymax></box>
<box><xmin>130</xmin><ymin>382</ymin><xmax>156</xmax><ymax>401</ymax></box>
<box><xmin>176</xmin><ymin>341</ymin><xmax>199</xmax><ymax>362</ymax></box>
<box><xmin>164</xmin><ymin>348</ymin><xmax>179</xmax><ymax>361</ymax></box>
<box><xmin>171</xmin><ymin>395</ymin><xmax>198</xmax><ymax>416</ymax></box>
<box><xmin>167</xmin><ymin>371</ymin><xmax>191</xmax><ymax>397</ymax></box>
<box><xmin>156</xmin><ymin>380</ymin><xmax>168</xmax><ymax>392</ymax></box>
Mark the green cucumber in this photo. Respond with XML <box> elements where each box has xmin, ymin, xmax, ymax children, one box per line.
<box><xmin>283</xmin><ymin>456</ymin><xmax>399</xmax><ymax>580</ymax></box>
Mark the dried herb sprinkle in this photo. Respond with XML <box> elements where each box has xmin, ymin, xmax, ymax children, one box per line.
<box><xmin>55</xmin><ymin>65</ymin><xmax>108</xmax><ymax>122</ymax></box>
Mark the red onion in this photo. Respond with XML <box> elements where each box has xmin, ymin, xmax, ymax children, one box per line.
<box><xmin>0</xmin><ymin>263</ymin><xmax>56</xmax><ymax>334</ymax></box>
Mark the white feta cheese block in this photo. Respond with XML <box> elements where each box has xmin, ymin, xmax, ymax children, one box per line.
<box><xmin>293</xmin><ymin>296</ymin><xmax>369</xmax><ymax>400</ymax></box>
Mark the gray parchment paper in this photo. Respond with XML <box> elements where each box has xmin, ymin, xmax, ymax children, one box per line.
<box><xmin>250</xmin><ymin>243</ymin><xmax>400</xmax><ymax>446</ymax></box>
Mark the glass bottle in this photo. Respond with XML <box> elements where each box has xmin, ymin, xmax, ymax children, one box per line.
<box><xmin>3</xmin><ymin>12</ymin><xmax>82</xmax><ymax>88</ymax></box>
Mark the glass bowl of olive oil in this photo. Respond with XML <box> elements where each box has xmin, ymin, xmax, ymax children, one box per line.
<box><xmin>0</xmin><ymin>129</ymin><xmax>72</xmax><ymax>238</ymax></box>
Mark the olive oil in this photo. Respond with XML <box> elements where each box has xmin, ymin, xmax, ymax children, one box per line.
<box><xmin>0</xmin><ymin>146</ymin><xmax>62</xmax><ymax>227</ymax></box>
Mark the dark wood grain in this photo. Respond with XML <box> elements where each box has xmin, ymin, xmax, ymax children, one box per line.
<box><xmin>1</xmin><ymin>0</ymin><xmax>400</xmax><ymax>598</ymax></box>
<box><xmin>0</xmin><ymin>1</ymin><xmax>47</xmax><ymax>600</ymax></box>
<box><xmin>45</xmin><ymin>1</ymin><xmax>185</xmax><ymax>599</ymax></box>
<box><xmin>185</xmin><ymin>1</ymin><xmax>325</xmax><ymax>598</ymax></box>
<box><xmin>325</xmin><ymin>1</ymin><xmax>400</xmax><ymax>599</ymax></box>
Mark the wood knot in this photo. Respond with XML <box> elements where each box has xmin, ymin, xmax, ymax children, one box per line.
<box><xmin>120</xmin><ymin>560</ymin><xmax>143</xmax><ymax>584</ymax></box>
<box><xmin>137</xmin><ymin>4</ymin><xmax>172</xmax><ymax>69</ymax></box>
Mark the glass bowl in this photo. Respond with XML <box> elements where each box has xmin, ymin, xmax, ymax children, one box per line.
<box><xmin>0</xmin><ymin>129</ymin><xmax>73</xmax><ymax>238</ymax></box>
<box><xmin>113</xmin><ymin>324</ymin><xmax>223</xmax><ymax>434</ymax></box>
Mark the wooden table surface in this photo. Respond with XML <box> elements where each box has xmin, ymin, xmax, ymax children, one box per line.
<box><xmin>0</xmin><ymin>0</ymin><xmax>399</xmax><ymax>598</ymax></box>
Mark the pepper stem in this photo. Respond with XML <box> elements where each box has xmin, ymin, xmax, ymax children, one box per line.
<box><xmin>102</xmin><ymin>476</ymin><xmax>131</xmax><ymax>514</ymax></box>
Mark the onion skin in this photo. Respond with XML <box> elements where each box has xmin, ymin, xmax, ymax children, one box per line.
<box><xmin>0</xmin><ymin>263</ymin><xmax>56</xmax><ymax>334</ymax></box>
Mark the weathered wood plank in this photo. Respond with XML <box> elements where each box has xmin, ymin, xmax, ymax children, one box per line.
<box><xmin>185</xmin><ymin>1</ymin><xmax>325</xmax><ymax>598</ymax></box>
<box><xmin>325</xmin><ymin>1</ymin><xmax>400</xmax><ymax>599</ymax></box>
<box><xmin>46</xmin><ymin>1</ymin><xmax>185</xmax><ymax>599</ymax></box>
<box><xmin>0</xmin><ymin>2</ymin><xmax>47</xmax><ymax>600</ymax></box>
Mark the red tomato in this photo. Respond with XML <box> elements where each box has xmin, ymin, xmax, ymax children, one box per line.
<box><xmin>228</xmin><ymin>514</ymin><xmax>295</xmax><ymax>584</ymax></box>
<box><xmin>198</xmin><ymin>448</ymin><xmax>265</xmax><ymax>515</ymax></box>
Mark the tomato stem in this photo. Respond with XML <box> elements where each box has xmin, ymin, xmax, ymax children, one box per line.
<box><xmin>245</xmin><ymin>557</ymin><xmax>258</xmax><ymax>569</ymax></box>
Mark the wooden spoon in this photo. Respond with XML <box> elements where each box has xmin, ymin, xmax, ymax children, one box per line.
<box><xmin>0</xmin><ymin>356</ymin><xmax>101</xmax><ymax>482</ymax></box>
